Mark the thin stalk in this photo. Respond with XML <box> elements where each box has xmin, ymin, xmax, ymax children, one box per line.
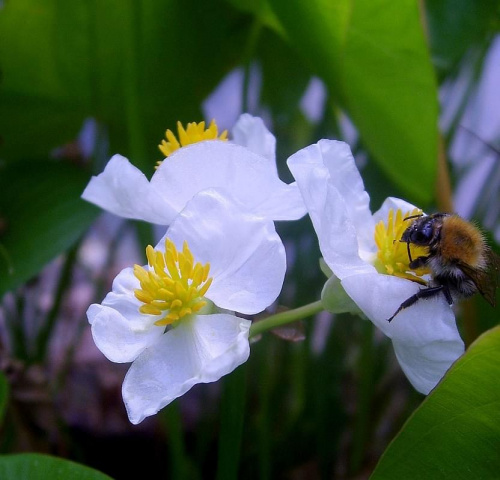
<box><xmin>249</xmin><ymin>301</ymin><xmax>324</xmax><ymax>339</ymax></box>
<box><xmin>216</xmin><ymin>364</ymin><xmax>247</xmax><ymax>480</ymax></box>
<box><xmin>122</xmin><ymin>0</ymin><xmax>147</xmax><ymax>167</ymax></box>
<box><xmin>241</xmin><ymin>19</ymin><xmax>262</xmax><ymax>113</ymax></box>
<box><xmin>8</xmin><ymin>292</ymin><xmax>28</xmax><ymax>360</ymax></box>
<box><xmin>33</xmin><ymin>241</ymin><xmax>80</xmax><ymax>363</ymax></box>
<box><xmin>257</xmin><ymin>337</ymin><xmax>272</xmax><ymax>480</ymax></box>
<box><xmin>436</xmin><ymin>134</ymin><xmax>454</xmax><ymax>213</ymax></box>
<box><xmin>349</xmin><ymin>320</ymin><xmax>375</xmax><ymax>475</ymax></box>
<box><xmin>162</xmin><ymin>402</ymin><xmax>189</xmax><ymax>480</ymax></box>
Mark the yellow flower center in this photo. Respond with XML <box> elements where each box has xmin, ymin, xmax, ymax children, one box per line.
<box><xmin>156</xmin><ymin>120</ymin><xmax>228</xmax><ymax>168</ymax></box>
<box><xmin>374</xmin><ymin>208</ymin><xmax>431</xmax><ymax>284</ymax></box>
<box><xmin>133</xmin><ymin>239</ymin><xmax>213</xmax><ymax>326</ymax></box>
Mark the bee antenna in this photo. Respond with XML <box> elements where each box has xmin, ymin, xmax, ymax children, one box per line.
<box><xmin>403</xmin><ymin>214</ymin><xmax>423</xmax><ymax>222</ymax></box>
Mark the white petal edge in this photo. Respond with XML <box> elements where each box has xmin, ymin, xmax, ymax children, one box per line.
<box><xmin>157</xmin><ymin>189</ymin><xmax>286</xmax><ymax>315</ymax></box>
<box><xmin>82</xmin><ymin>154</ymin><xmax>175</xmax><ymax>224</ymax></box>
<box><xmin>231</xmin><ymin>113</ymin><xmax>277</xmax><ymax>168</ymax></box>
<box><xmin>122</xmin><ymin>314</ymin><xmax>251</xmax><ymax>424</ymax></box>
<box><xmin>341</xmin><ymin>273</ymin><xmax>464</xmax><ymax>393</ymax></box>
<box><xmin>287</xmin><ymin>145</ymin><xmax>375</xmax><ymax>279</ymax></box>
<box><xmin>372</xmin><ymin>196</ymin><xmax>421</xmax><ymax>225</ymax></box>
<box><xmin>87</xmin><ymin>267</ymin><xmax>164</xmax><ymax>363</ymax></box>
<box><xmin>288</xmin><ymin>140</ymin><xmax>375</xmax><ymax>255</ymax></box>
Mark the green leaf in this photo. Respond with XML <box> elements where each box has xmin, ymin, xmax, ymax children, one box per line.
<box><xmin>268</xmin><ymin>0</ymin><xmax>439</xmax><ymax>204</ymax></box>
<box><xmin>0</xmin><ymin>372</ymin><xmax>9</xmax><ymax>425</ymax></box>
<box><xmin>426</xmin><ymin>0</ymin><xmax>500</xmax><ymax>79</ymax></box>
<box><xmin>371</xmin><ymin>326</ymin><xmax>500</xmax><ymax>479</ymax></box>
<box><xmin>0</xmin><ymin>0</ymin><xmax>251</xmax><ymax>168</ymax></box>
<box><xmin>0</xmin><ymin>454</ymin><xmax>112</xmax><ymax>480</ymax></box>
<box><xmin>259</xmin><ymin>29</ymin><xmax>312</xmax><ymax>118</ymax></box>
<box><xmin>0</xmin><ymin>161</ymin><xmax>98</xmax><ymax>296</ymax></box>
<box><xmin>225</xmin><ymin>0</ymin><xmax>284</xmax><ymax>33</ymax></box>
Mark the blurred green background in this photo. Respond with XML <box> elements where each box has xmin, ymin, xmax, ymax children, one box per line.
<box><xmin>1</xmin><ymin>1</ymin><xmax>499</xmax><ymax>478</ymax></box>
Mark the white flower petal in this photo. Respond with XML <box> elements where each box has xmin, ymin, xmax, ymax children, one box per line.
<box><xmin>232</xmin><ymin>113</ymin><xmax>276</xmax><ymax>167</ymax></box>
<box><xmin>122</xmin><ymin>314</ymin><xmax>251</xmax><ymax>424</ymax></box>
<box><xmin>82</xmin><ymin>154</ymin><xmax>175</xmax><ymax>224</ymax></box>
<box><xmin>87</xmin><ymin>267</ymin><xmax>164</xmax><ymax>363</ymax></box>
<box><xmin>153</xmin><ymin>141</ymin><xmax>304</xmax><ymax>221</ymax></box>
<box><xmin>341</xmin><ymin>273</ymin><xmax>464</xmax><ymax>393</ymax></box>
<box><xmin>287</xmin><ymin>142</ymin><xmax>376</xmax><ymax>279</ymax></box>
<box><xmin>288</xmin><ymin>139</ymin><xmax>375</xmax><ymax>251</ymax></box>
<box><xmin>372</xmin><ymin>196</ymin><xmax>420</xmax><ymax>224</ymax></box>
<box><xmin>253</xmin><ymin>181</ymin><xmax>307</xmax><ymax>221</ymax></box>
<box><xmin>159</xmin><ymin>189</ymin><xmax>286</xmax><ymax>314</ymax></box>
<box><xmin>392</xmin><ymin>331</ymin><xmax>464</xmax><ymax>395</ymax></box>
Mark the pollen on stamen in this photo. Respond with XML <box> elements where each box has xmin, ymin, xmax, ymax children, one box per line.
<box><xmin>374</xmin><ymin>208</ymin><xmax>431</xmax><ymax>284</ymax></box>
<box><xmin>133</xmin><ymin>238</ymin><xmax>213</xmax><ymax>326</ymax></box>
<box><xmin>156</xmin><ymin>119</ymin><xmax>228</xmax><ymax>168</ymax></box>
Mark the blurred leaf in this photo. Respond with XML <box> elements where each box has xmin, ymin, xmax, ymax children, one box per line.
<box><xmin>425</xmin><ymin>0</ymin><xmax>500</xmax><ymax>79</ymax></box>
<box><xmin>0</xmin><ymin>161</ymin><xmax>98</xmax><ymax>296</ymax></box>
<box><xmin>271</xmin><ymin>321</ymin><xmax>306</xmax><ymax>342</ymax></box>
<box><xmin>0</xmin><ymin>0</ymin><xmax>250</xmax><ymax>168</ymax></box>
<box><xmin>0</xmin><ymin>454</ymin><xmax>112</xmax><ymax>480</ymax></box>
<box><xmin>268</xmin><ymin>0</ymin><xmax>439</xmax><ymax>205</ymax></box>
<box><xmin>0</xmin><ymin>371</ymin><xmax>8</xmax><ymax>425</ymax></box>
<box><xmin>371</xmin><ymin>326</ymin><xmax>500</xmax><ymax>479</ymax></box>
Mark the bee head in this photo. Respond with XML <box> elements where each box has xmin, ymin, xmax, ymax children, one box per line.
<box><xmin>400</xmin><ymin>213</ymin><xmax>447</xmax><ymax>247</ymax></box>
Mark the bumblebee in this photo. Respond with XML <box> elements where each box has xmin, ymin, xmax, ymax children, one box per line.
<box><xmin>388</xmin><ymin>213</ymin><xmax>500</xmax><ymax>322</ymax></box>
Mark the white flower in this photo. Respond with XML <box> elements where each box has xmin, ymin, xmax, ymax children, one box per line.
<box><xmin>82</xmin><ymin>114</ymin><xmax>306</xmax><ymax>224</ymax></box>
<box><xmin>87</xmin><ymin>189</ymin><xmax>286</xmax><ymax>424</ymax></box>
<box><xmin>287</xmin><ymin>140</ymin><xmax>464</xmax><ymax>394</ymax></box>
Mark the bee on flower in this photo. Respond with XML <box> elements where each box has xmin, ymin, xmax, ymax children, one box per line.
<box><xmin>287</xmin><ymin>140</ymin><xmax>465</xmax><ymax>394</ymax></box>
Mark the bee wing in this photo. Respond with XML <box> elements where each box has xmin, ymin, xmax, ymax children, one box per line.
<box><xmin>459</xmin><ymin>249</ymin><xmax>500</xmax><ymax>307</ymax></box>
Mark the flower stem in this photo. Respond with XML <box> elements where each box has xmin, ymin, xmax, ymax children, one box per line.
<box><xmin>249</xmin><ymin>301</ymin><xmax>324</xmax><ymax>338</ymax></box>
<box><xmin>349</xmin><ymin>320</ymin><xmax>375</xmax><ymax>475</ymax></box>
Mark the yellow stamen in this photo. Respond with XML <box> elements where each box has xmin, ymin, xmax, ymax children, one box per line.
<box><xmin>133</xmin><ymin>239</ymin><xmax>213</xmax><ymax>326</ymax></box>
<box><xmin>374</xmin><ymin>208</ymin><xmax>431</xmax><ymax>284</ymax></box>
<box><xmin>156</xmin><ymin>119</ymin><xmax>228</xmax><ymax>168</ymax></box>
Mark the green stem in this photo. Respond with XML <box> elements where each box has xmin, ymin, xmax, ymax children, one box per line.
<box><xmin>216</xmin><ymin>364</ymin><xmax>247</xmax><ymax>480</ymax></box>
<box><xmin>9</xmin><ymin>293</ymin><xmax>27</xmax><ymax>360</ymax></box>
<box><xmin>122</xmin><ymin>1</ymin><xmax>147</xmax><ymax>167</ymax></box>
<box><xmin>162</xmin><ymin>402</ymin><xmax>189</xmax><ymax>480</ymax></box>
<box><xmin>249</xmin><ymin>301</ymin><xmax>324</xmax><ymax>338</ymax></box>
<box><xmin>33</xmin><ymin>241</ymin><xmax>80</xmax><ymax>363</ymax></box>
<box><xmin>242</xmin><ymin>19</ymin><xmax>262</xmax><ymax>113</ymax></box>
<box><xmin>349</xmin><ymin>320</ymin><xmax>375</xmax><ymax>475</ymax></box>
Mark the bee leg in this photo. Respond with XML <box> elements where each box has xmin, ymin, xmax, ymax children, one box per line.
<box><xmin>387</xmin><ymin>285</ymin><xmax>446</xmax><ymax>322</ymax></box>
<box><xmin>408</xmin><ymin>256</ymin><xmax>429</xmax><ymax>270</ymax></box>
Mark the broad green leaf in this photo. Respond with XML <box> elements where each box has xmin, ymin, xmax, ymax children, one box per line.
<box><xmin>426</xmin><ymin>0</ymin><xmax>500</xmax><ymax>79</ymax></box>
<box><xmin>0</xmin><ymin>372</ymin><xmax>8</xmax><ymax>425</ymax></box>
<box><xmin>0</xmin><ymin>161</ymin><xmax>98</xmax><ymax>296</ymax></box>
<box><xmin>0</xmin><ymin>0</ymin><xmax>250</xmax><ymax>168</ymax></box>
<box><xmin>371</xmin><ymin>326</ymin><xmax>500</xmax><ymax>479</ymax></box>
<box><xmin>268</xmin><ymin>0</ymin><xmax>439</xmax><ymax>204</ymax></box>
<box><xmin>0</xmin><ymin>454</ymin><xmax>112</xmax><ymax>480</ymax></box>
